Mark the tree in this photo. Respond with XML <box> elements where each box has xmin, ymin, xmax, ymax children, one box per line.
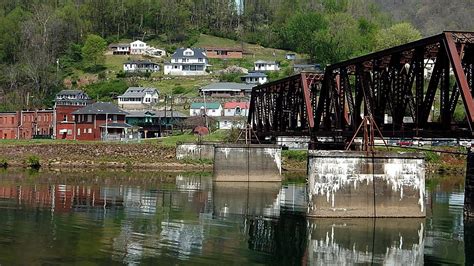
<box><xmin>375</xmin><ymin>22</ymin><xmax>422</xmax><ymax>51</ymax></box>
<box><xmin>82</xmin><ymin>34</ymin><xmax>107</xmax><ymax>71</ymax></box>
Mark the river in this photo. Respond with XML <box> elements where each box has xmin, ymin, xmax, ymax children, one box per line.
<box><xmin>0</xmin><ymin>170</ymin><xmax>471</xmax><ymax>265</ymax></box>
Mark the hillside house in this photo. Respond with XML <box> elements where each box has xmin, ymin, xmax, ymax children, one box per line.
<box><xmin>54</xmin><ymin>90</ymin><xmax>92</xmax><ymax>140</ymax></box>
<box><xmin>164</xmin><ymin>48</ymin><xmax>208</xmax><ymax>76</ymax></box>
<box><xmin>216</xmin><ymin>116</ymin><xmax>246</xmax><ymax>129</ymax></box>
<box><xmin>254</xmin><ymin>60</ymin><xmax>280</xmax><ymax>71</ymax></box>
<box><xmin>72</xmin><ymin>102</ymin><xmax>131</xmax><ymax>141</ymax></box>
<box><xmin>293</xmin><ymin>64</ymin><xmax>322</xmax><ymax>74</ymax></box>
<box><xmin>109</xmin><ymin>43</ymin><xmax>130</xmax><ymax>55</ymax></box>
<box><xmin>118</xmin><ymin>87</ymin><xmax>159</xmax><ymax>109</ymax></box>
<box><xmin>241</xmin><ymin>72</ymin><xmax>268</xmax><ymax>85</ymax></box>
<box><xmin>189</xmin><ymin>102</ymin><xmax>222</xmax><ymax>117</ymax></box>
<box><xmin>204</xmin><ymin>47</ymin><xmax>243</xmax><ymax>59</ymax></box>
<box><xmin>144</xmin><ymin>47</ymin><xmax>166</xmax><ymax>57</ymax></box>
<box><xmin>123</xmin><ymin>60</ymin><xmax>160</xmax><ymax>73</ymax></box>
<box><xmin>224</xmin><ymin>102</ymin><xmax>249</xmax><ymax>117</ymax></box>
<box><xmin>285</xmin><ymin>53</ymin><xmax>296</xmax><ymax>60</ymax></box>
<box><xmin>130</xmin><ymin>40</ymin><xmax>147</xmax><ymax>55</ymax></box>
<box><xmin>199</xmin><ymin>82</ymin><xmax>254</xmax><ymax>97</ymax></box>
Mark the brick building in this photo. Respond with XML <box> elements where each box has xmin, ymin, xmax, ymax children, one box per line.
<box><xmin>0</xmin><ymin>112</ymin><xmax>19</xmax><ymax>139</ymax></box>
<box><xmin>54</xmin><ymin>90</ymin><xmax>91</xmax><ymax>140</ymax></box>
<box><xmin>204</xmin><ymin>47</ymin><xmax>243</xmax><ymax>59</ymax></box>
<box><xmin>18</xmin><ymin>110</ymin><xmax>54</xmax><ymax>139</ymax></box>
<box><xmin>71</xmin><ymin>102</ymin><xmax>130</xmax><ymax>141</ymax></box>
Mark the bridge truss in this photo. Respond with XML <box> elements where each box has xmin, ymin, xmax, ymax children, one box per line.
<box><xmin>248</xmin><ymin>31</ymin><xmax>474</xmax><ymax>141</ymax></box>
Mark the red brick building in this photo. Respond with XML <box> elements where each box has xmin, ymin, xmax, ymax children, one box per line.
<box><xmin>204</xmin><ymin>47</ymin><xmax>244</xmax><ymax>59</ymax></box>
<box><xmin>0</xmin><ymin>112</ymin><xmax>19</xmax><ymax>139</ymax></box>
<box><xmin>71</xmin><ymin>102</ymin><xmax>130</xmax><ymax>141</ymax></box>
<box><xmin>18</xmin><ymin>110</ymin><xmax>54</xmax><ymax>139</ymax></box>
<box><xmin>54</xmin><ymin>90</ymin><xmax>91</xmax><ymax>140</ymax></box>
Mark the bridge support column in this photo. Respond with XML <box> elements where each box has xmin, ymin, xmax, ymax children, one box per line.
<box><xmin>213</xmin><ymin>144</ymin><xmax>281</xmax><ymax>182</ymax></box>
<box><xmin>307</xmin><ymin>150</ymin><xmax>425</xmax><ymax>217</ymax></box>
<box><xmin>465</xmin><ymin>151</ymin><xmax>474</xmax><ymax>219</ymax></box>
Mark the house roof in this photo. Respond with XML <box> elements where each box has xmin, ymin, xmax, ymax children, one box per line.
<box><xmin>119</xmin><ymin>87</ymin><xmax>159</xmax><ymax>98</ymax></box>
<box><xmin>124</xmin><ymin>60</ymin><xmax>159</xmax><ymax>65</ymax></box>
<box><xmin>72</xmin><ymin>102</ymin><xmax>128</xmax><ymax>115</ymax></box>
<box><xmin>241</xmin><ymin>72</ymin><xmax>267</xmax><ymax>78</ymax></box>
<box><xmin>56</xmin><ymin>90</ymin><xmax>89</xmax><ymax>98</ymax></box>
<box><xmin>224</xmin><ymin>102</ymin><xmax>250</xmax><ymax>109</ymax></box>
<box><xmin>190</xmin><ymin>102</ymin><xmax>221</xmax><ymax>110</ymax></box>
<box><xmin>131</xmin><ymin>40</ymin><xmax>146</xmax><ymax>45</ymax></box>
<box><xmin>200</xmin><ymin>82</ymin><xmax>254</xmax><ymax>92</ymax></box>
<box><xmin>126</xmin><ymin>110</ymin><xmax>188</xmax><ymax>118</ymax></box>
<box><xmin>204</xmin><ymin>46</ymin><xmax>243</xmax><ymax>52</ymax></box>
<box><xmin>255</xmin><ymin>60</ymin><xmax>277</xmax><ymax>64</ymax></box>
<box><xmin>171</xmin><ymin>48</ymin><xmax>207</xmax><ymax>59</ymax></box>
<box><xmin>215</xmin><ymin>116</ymin><xmax>246</xmax><ymax>122</ymax></box>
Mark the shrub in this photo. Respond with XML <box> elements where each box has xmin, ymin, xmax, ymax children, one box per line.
<box><xmin>0</xmin><ymin>158</ymin><xmax>8</xmax><ymax>168</ymax></box>
<box><xmin>26</xmin><ymin>155</ymin><xmax>41</xmax><ymax>169</ymax></box>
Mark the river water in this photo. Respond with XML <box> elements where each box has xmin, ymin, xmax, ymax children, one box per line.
<box><xmin>0</xmin><ymin>170</ymin><xmax>471</xmax><ymax>265</ymax></box>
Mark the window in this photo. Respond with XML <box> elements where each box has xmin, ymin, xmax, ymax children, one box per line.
<box><xmin>212</xmin><ymin>110</ymin><xmax>215</xmax><ymax>113</ymax></box>
<box><xmin>67</xmin><ymin>129</ymin><xmax>72</xmax><ymax>135</ymax></box>
<box><xmin>113</xmin><ymin>115</ymin><xmax>117</xmax><ymax>122</ymax></box>
<box><xmin>88</xmin><ymin>128</ymin><xmax>92</xmax><ymax>134</ymax></box>
<box><xmin>83</xmin><ymin>128</ymin><xmax>86</xmax><ymax>133</ymax></box>
<box><xmin>63</xmin><ymin>115</ymin><xmax>67</xmax><ymax>122</ymax></box>
<box><xmin>198</xmin><ymin>58</ymin><xmax>203</xmax><ymax>62</ymax></box>
<box><xmin>87</xmin><ymin>115</ymin><xmax>92</xmax><ymax>122</ymax></box>
<box><xmin>77</xmin><ymin>129</ymin><xmax>81</xmax><ymax>136</ymax></box>
<box><xmin>217</xmin><ymin>51</ymin><xmax>228</xmax><ymax>56</ymax></box>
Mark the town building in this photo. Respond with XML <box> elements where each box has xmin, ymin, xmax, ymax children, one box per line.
<box><xmin>189</xmin><ymin>102</ymin><xmax>222</xmax><ymax>117</ymax></box>
<box><xmin>0</xmin><ymin>112</ymin><xmax>19</xmax><ymax>139</ymax></box>
<box><xmin>118</xmin><ymin>87</ymin><xmax>159</xmax><ymax>109</ymax></box>
<box><xmin>71</xmin><ymin>102</ymin><xmax>131</xmax><ymax>141</ymax></box>
<box><xmin>199</xmin><ymin>82</ymin><xmax>254</xmax><ymax>97</ymax></box>
<box><xmin>285</xmin><ymin>53</ymin><xmax>296</xmax><ymax>60</ymax></box>
<box><xmin>204</xmin><ymin>47</ymin><xmax>243</xmax><ymax>59</ymax></box>
<box><xmin>123</xmin><ymin>60</ymin><xmax>160</xmax><ymax>73</ymax></box>
<box><xmin>54</xmin><ymin>90</ymin><xmax>92</xmax><ymax>140</ymax></box>
<box><xmin>126</xmin><ymin>110</ymin><xmax>188</xmax><ymax>138</ymax></box>
<box><xmin>19</xmin><ymin>110</ymin><xmax>54</xmax><ymax>139</ymax></box>
<box><xmin>130</xmin><ymin>40</ymin><xmax>147</xmax><ymax>55</ymax></box>
<box><xmin>293</xmin><ymin>64</ymin><xmax>322</xmax><ymax>74</ymax></box>
<box><xmin>164</xmin><ymin>48</ymin><xmax>208</xmax><ymax>76</ymax></box>
<box><xmin>216</xmin><ymin>116</ymin><xmax>246</xmax><ymax>129</ymax></box>
<box><xmin>109</xmin><ymin>43</ymin><xmax>130</xmax><ymax>55</ymax></box>
<box><xmin>241</xmin><ymin>72</ymin><xmax>268</xmax><ymax>85</ymax></box>
<box><xmin>223</xmin><ymin>102</ymin><xmax>249</xmax><ymax>117</ymax></box>
<box><xmin>254</xmin><ymin>60</ymin><xmax>280</xmax><ymax>71</ymax></box>
<box><xmin>144</xmin><ymin>47</ymin><xmax>166</xmax><ymax>58</ymax></box>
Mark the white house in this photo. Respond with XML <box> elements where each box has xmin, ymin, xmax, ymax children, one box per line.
<box><xmin>254</xmin><ymin>60</ymin><xmax>280</xmax><ymax>71</ymax></box>
<box><xmin>164</xmin><ymin>48</ymin><xmax>208</xmax><ymax>76</ymax></box>
<box><xmin>189</xmin><ymin>102</ymin><xmax>222</xmax><ymax>117</ymax></box>
<box><xmin>123</xmin><ymin>60</ymin><xmax>160</xmax><ymax>73</ymax></box>
<box><xmin>118</xmin><ymin>87</ymin><xmax>159</xmax><ymax>109</ymax></box>
<box><xmin>109</xmin><ymin>43</ymin><xmax>130</xmax><ymax>55</ymax></box>
<box><xmin>216</xmin><ymin>116</ymin><xmax>246</xmax><ymax>130</ymax></box>
<box><xmin>241</xmin><ymin>72</ymin><xmax>268</xmax><ymax>85</ymax></box>
<box><xmin>130</xmin><ymin>40</ymin><xmax>147</xmax><ymax>55</ymax></box>
<box><xmin>224</xmin><ymin>102</ymin><xmax>249</xmax><ymax>117</ymax></box>
<box><xmin>199</xmin><ymin>82</ymin><xmax>255</xmax><ymax>97</ymax></box>
<box><xmin>144</xmin><ymin>47</ymin><xmax>166</xmax><ymax>57</ymax></box>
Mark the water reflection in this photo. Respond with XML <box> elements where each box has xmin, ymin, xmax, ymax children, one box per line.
<box><xmin>0</xmin><ymin>171</ymin><xmax>470</xmax><ymax>264</ymax></box>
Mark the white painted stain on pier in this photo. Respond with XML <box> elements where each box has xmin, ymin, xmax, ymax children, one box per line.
<box><xmin>308</xmin><ymin>151</ymin><xmax>425</xmax><ymax>213</ymax></box>
<box><xmin>264</xmin><ymin>148</ymin><xmax>282</xmax><ymax>175</ymax></box>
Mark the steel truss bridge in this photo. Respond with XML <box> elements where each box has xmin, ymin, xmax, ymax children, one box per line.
<box><xmin>248</xmin><ymin>31</ymin><xmax>474</xmax><ymax>142</ymax></box>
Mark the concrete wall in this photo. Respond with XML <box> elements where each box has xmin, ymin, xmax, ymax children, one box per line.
<box><xmin>465</xmin><ymin>152</ymin><xmax>474</xmax><ymax>218</ymax></box>
<box><xmin>307</xmin><ymin>150</ymin><xmax>425</xmax><ymax>217</ymax></box>
<box><xmin>175</xmin><ymin>143</ymin><xmax>215</xmax><ymax>160</ymax></box>
<box><xmin>176</xmin><ymin>143</ymin><xmax>215</xmax><ymax>160</ymax></box>
<box><xmin>213</xmin><ymin>144</ymin><xmax>281</xmax><ymax>182</ymax></box>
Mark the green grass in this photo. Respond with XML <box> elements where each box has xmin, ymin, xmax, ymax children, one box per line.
<box><xmin>149</xmin><ymin>129</ymin><xmax>230</xmax><ymax>147</ymax></box>
<box><xmin>194</xmin><ymin>34</ymin><xmax>242</xmax><ymax>48</ymax></box>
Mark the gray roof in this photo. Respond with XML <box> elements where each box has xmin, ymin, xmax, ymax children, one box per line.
<box><xmin>241</xmin><ymin>72</ymin><xmax>267</xmax><ymax>78</ymax></box>
<box><xmin>72</xmin><ymin>102</ymin><xmax>128</xmax><ymax>115</ymax></box>
<box><xmin>255</xmin><ymin>60</ymin><xmax>277</xmax><ymax>64</ymax></box>
<box><xmin>171</xmin><ymin>48</ymin><xmax>207</xmax><ymax>59</ymax></box>
<box><xmin>200</xmin><ymin>82</ymin><xmax>255</xmax><ymax>92</ymax></box>
<box><xmin>56</xmin><ymin>90</ymin><xmax>89</xmax><ymax>98</ymax></box>
<box><xmin>119</xmin><ymin>87</ymin><xmax>159</xmax><ymax>98</ymax></box>
<box><xmin>126</xmin><ymin>110</ymin><xmax>188</xmax><ymax>118</ymax></box>
<box><xmin>124</xmin><ymin>60</ymin><xmax>159</xmax><ymax>65</ymax></box>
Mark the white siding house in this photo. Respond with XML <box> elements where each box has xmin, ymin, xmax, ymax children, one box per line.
<box><xmin>254</xmin><ymin>60</ymin><xmax>280</xmax><ymax>71</ymax></box>
<box><xmin>189</xmin><ymin>102</ymin><xmax>222</xmax><ymax>117</ymax></box>
<box><xmin>164</xmin><ymin>48</ymin><xmax>208</xmax><ymax>76</ymax></box>
<box><xmin>118</xmin><ymin>87</ymin><xmax>159</xmax><ymax>109</ymax></box>
<box><xmin>223</xmin><ymin>102</ymin><xmax>249</xmax><ymax>117</ymax></box>
<box><xmin>241</xmin><ymin>72</ymin><xmax>268</xmax><ymax>85</ymax></box>
<box><xmin>123</xmin><ymin>60</ymin><xmax>160</xmax><ymax>73</ymax></box>
<box><xmin>130</xmin><ymin>40</ymin><xmax>147</xmax><ymax>55</ymax></box>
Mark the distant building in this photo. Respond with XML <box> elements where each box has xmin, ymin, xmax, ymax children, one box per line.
<box><xmin>285</xmin><ymin>53</ymin><xmax>296</xmax><ymax>60</ymax></box>
<box><xmin>123</xmin><ymin>60</ymin><xmax>160</xmax><ymax>73</ymax></box>
<box><xmin>189</xmin><ymin>102</ymin><xmax>222</xmax><ymax>117</ymax></box>
<box><xmin>204</xmin><ymin>47</ymin><xmax>243</xmax><ymax>59</ymax></box>
<box><xmin>216</xmin><ymin>116</ymin><xmax>246</xmax><ymax>129</ymax></box>
<box><xmin>109</xmin><ymin>43</ymin><xmax>130</xmax><ymax>55</ymax></box>
<box><xmin>241</xmin><ymin>72</ymin><xmax>268</xmax><ymax>85</ymax></box>
<box><xmin>164</xmin><ymin>48</ymin><xmax>208</xmax><ymax>76</ymax></box>
<box><xmin>254</xmin><ymin>60</ymin><xmax>280</xmax><ymax>71</ymax></box>
<box><xmin>0</xmin><ymin>112</ymin><xmax>19</xmax><ymax>139</ymax></box>
<box><xmin>71</xmin><ymin>102</ymin><xmax>131</xmax><ymax>141</ymax></box>
<box><xmin>126</xmin><ymin>110</ymin><xmax>188</xmax><ymax>138</ymax></box>
<box><xmin>144</xmin><ymin>47</ymin><xmax>166</xmax><ymax>57</ymax></box>
<box><xmin>223</xmin><ymin>102</ymin><xmax>249</xmax><ymax>117</ymax></box>
<box><xmin>424</xmin><ymin>59</ymin><xmax>435</xmax><ymax>79</ymax></box>
<box><xmin>118</xmin><ymin>87</ymin><xmax>159</xmax><ymax>109</ymax></box>
<box><xmin>130</xmin><ymin>40</ymin><xmax>147</xmax><ymax>55</ymax></box>
<box><xmin>19</xmin><ymin>110</ymin><xmax>54</xmax><ymax>139</ymax></box>
<box><xmin>54</xmin><ymin>90</ymin><xmax>92</xmax><ymax>140</ymax></box>
<box><xmin>199</xmin><ymin>82</ymin><xmax>254</xmax><ymax>97</ymax></box>
<box><xmin>293</xmin><ymin>64</ymin><xmax>322</xmax><ymax>74</ymax></box>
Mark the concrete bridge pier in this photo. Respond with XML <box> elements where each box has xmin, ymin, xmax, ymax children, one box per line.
<box><xmin>307</xmin><ymin>150</ymin><xmax>426</xmax><ymax>218</ymax></box>
<box><xmin>465</xmin><ymin>152</ymin><xmax>474</xmax><ymax>219</ymax></box>
<box><xmin>213</xmin><ymin>144</ymin><xmax>282</xmax><ymax>182</ymax></box>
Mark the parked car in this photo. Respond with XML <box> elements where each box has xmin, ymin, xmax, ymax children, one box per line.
<box><xmin>396</xmin><ymin>140</ymin><xmax>413</xmax><ymax>146</ymax></box>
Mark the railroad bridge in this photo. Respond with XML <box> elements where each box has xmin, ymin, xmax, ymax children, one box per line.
<box><xmin>248</xmin><ymin>31</ymin><xmax>474</xmax><ymax>142</ymax></box>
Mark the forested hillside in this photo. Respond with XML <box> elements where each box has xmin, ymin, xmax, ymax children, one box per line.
<box><xmin>0</xmin><ymin>0</ymin><xmax>470</xmax><ymax>110</ymax></box>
